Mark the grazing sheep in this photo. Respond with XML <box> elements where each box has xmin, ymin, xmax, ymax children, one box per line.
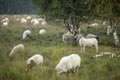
<box><xmin>55</xmin><ymin>54</ymin><xmax>81</xmax><ymax>74</ymax></box>
<box><xmin>26</xmin><ymin>54</ymin><xmax>43</xmax><ymax>71</ymax></box>
<box><xmin>86</xmin><ymin>34</ymin><xmax>99</xmax><ymax>41</ymax></box>
<box><xmin>20</xmin><ymin>18</ymin><xmax>27</xmax><ymax>23</ymax></box>
<box><xmin>2</xmin><ymin>21</ymin><xmax>8</xmax><ymax>27</ymax></box>
<box><xmin>31</xmin><ymin>18</ymin><xmax>39</xmax><ymax>26</ymax></box>
<box><xmin>87</xmin><ymin>23</ymin><xmax>98</xmax><ymax>28</ymax></box>
<box><xmin>39</xmin><ymin>29</ymin><xmax>46</xmax><ymax>34</ymax></box>
<box><xmin>26</xmin><ymin>16</ymin><xmax>31</xmax><ymax>19</ymax></box>
<box><xmin>79</xmin><ymin>36</ymin><xmax>98</xmax><ymax>53</ymax></box>
<box><xmin>1</xmin><ymin>17</ymin><xmax>9</xmax><ymax>23</ymax></box>
<box><xmin>9</xmin><ymin>44</ymin><xmax>25</xmax><ymax>57</ymax></box>
<box><xmin>62</xmin><ymin>31</ymin><xmax>74</xmax><ymax>44</ymax></box>
<box><xmin>113</xmin><ymin>30</ymin><xmax>120</xmax><ymax>47</ymax></box>
<box><xmin>22</xmin><ymin>30</ymin><xmax>31</xmax><ymax>40</ymax></box>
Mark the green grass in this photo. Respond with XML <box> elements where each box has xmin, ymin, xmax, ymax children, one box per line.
<box><xmin>0</xmin><ymin>15</ymin><xmax>120</xmax><ymax>80</ymax></box>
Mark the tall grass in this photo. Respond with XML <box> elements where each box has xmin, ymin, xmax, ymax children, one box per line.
<box><xmin>0</xmin><ymin>15</ymin><xmax>120</xmax><ymax>80</ymax></box>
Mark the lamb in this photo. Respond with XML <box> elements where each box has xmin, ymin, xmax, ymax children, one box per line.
<box><xmin>79</xmin><ymin>36</ymin><xmax>98</xmax><ymax>53</ymax></box>
<box><xmin>62</xmin><ymin>31</ymin><xmax>74</xmax><ymax>44</ymax></box>
<box><xmin>86</xmin><ymin>33</ymin><xmax>99</xmax><ymax>41</ymax></box>
<box><xmin>9</xmin><ymin>44</ymin><xmax>25</xmax><ymax>57</ymax></box>
<box><xmin>22</xmin><ymin>30</ymin><xmax>31</xmax><ymax>40</ymax></box>
<box><xmin>113</xmin><ymin>30</ymin><xmax>120</xmax><ymax>47</ymax></box>
<box><xmin>38</xmin><ymin>29</ymin><xmax>46</xmax><ymax>34</ymax></box>
<box><xmin>26</xmin><ymin>54</ymin><xmax>43</xmax><ymax>71</ymax></box>
<box><xmin>55</xmin><ymin>54</ymin><xmax>81</xmax><ymax>74</ymax></box>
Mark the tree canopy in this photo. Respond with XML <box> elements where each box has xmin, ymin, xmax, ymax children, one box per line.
<box><xmin>32</xmin><ymin>0</ymin><xmax>120</xmax><ymax>44</ymax></box>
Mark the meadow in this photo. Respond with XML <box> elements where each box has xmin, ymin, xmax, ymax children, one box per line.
<box><xmin>0</xmin><ymin>15</ymin><xmax>120</xmax><ymax>80</ymax></box>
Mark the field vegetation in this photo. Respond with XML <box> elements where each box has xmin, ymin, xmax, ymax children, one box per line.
<box><xmin>0</xmin><ymin>15</ymin><xmax>120</xmax><ymax>80</ymax></box>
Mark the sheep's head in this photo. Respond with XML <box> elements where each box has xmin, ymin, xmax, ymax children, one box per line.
<box><xmin>26</xmin><ymin>60</ymin><xmax>36</xmax><ymax>72</ymax></box>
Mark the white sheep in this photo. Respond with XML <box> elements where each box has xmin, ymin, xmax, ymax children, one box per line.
<box><xmin>1</xmin><ymin>17</ymin><xmax>9</xmax><ymax>23</ymax></box>
<box><xmin>55</xmin><ymin>54</ymin><xmax>81</xmax><ymax>74</ymax></box>
<box><xmin>31</xmin><ymin>18</ymin><xmax>39</xmax><ymax>25</ymax></box>
<box><xmin>2</xmin><ymin>21</ymin><xmax>8</xmax><ymax>27</ymax></box>
<box><xmin>39</xmin><ymin>29</ymin><xmax>46</xmax><ymax>34</ymax></box>
<box><xmin>86</xmin><ymin>33</ymin><xmax>99</xmax><ymax>41</ymax></box>
<box><xmin>26</xmin><ymin>54</ymin><xmax>43</xmax><ymax>71</ymax></box>
<box><xmin>9</xmin><ymin>44</ymin><xmax>25</xmax><ymax>57</ymax></box>
<box><xmin>41</xmin><ymin>20</ymin><xmax>46</xmax><ymax>25</ymax></box>
<box><xmin>26</xmin><ymin>16</ymin><xmax>31</xmax><ymax>19</ymax></box>
<box><xmin>79</xmin><ymin>36</ymin><xmax>98</xmax><ymax>53</ymax></box>
<box><xmin>106</xmin><ymin>26</ymin><xmax>113</xmax><ymax>35</ymax></box>
<box><xmin>62</xmin><ymin>31</ymin><xmax>74</xmax><ymax>44</ymax></box>
<box><xmin>75</xmin><ymin>34</ymin><xmax>82</xmax><ymax>44</ymax></box>
<box><xmin>113</xmin><ymin>30</ymin><xmax>120</xmax><ymax>47</ymax></box>
<box><xmin>87</xmin><ymin>23</ymin><xmax>98</xmax><ymax>28</ymax></box>
<box><xmin>22</xmin><ymin>30</ymin><xmax>31</xmax><ymax>40</ymax></box>
<box><xmin>20</xmin><ymin>18</ymin><xmax>27</xmax><ymax>23</ymax></box>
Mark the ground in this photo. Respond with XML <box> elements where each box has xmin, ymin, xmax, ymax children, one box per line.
<box><xmin>0</xmin><ymin>15</ymin><xmax>120</xmax><ymax>80</ymax></box>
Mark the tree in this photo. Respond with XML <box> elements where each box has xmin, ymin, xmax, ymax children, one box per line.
<box><xmin>85</xmin><ymin>0</ymin><xmax>120</xmax><ymax>27</ymax></box>
<box><xmin>32</xmin><ymin>0</ymin><xmax>88</xmax><ymax>45</ymax></box>
<box><xmin>32</xmin><ymin>0</ymin><xmax>120</xmax><ymax>44</ymax></box>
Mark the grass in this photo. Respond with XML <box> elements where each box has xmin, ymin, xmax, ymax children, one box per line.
<box><xmin>0</xmin><ymin>15</ymin><xmax>120</xmax><ymax>80</ymax></box>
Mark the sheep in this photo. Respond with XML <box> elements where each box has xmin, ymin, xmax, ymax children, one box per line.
<box><xmin>20</xmin><ymin>18</ymin><xmax>27</xmax><ymax>23</ymax></box>
<box><xmin>26</xmin><ymin>16</ymin><xmax>31</xmax><ymax>19</ymax></box>
<box><xmin>2</xmin><ymin>21</ymin><xmax>8</xmax><ymax>27</ymax></box>
<box><xmin>62</xmin><ymin>31</ymin><xmax>74</xmax><ymax>44</ymax></box>
<box><xmin>38</xmin><ymin>29</ymin><xmax>46</xmax><ymax>34</ymax></box>
<box><xmin>55</xmin><ymin>54</ymin><xmax>81</xmax><ymax>74</ymax></box>
<box><xmin>113</xmin><ymin>30</ymin><xmax>120</xmax><ymax>47</ymax></box>
<box><xmin>87</xmin><ymin>23</ymin><xmax>98</xmax><ymax>28</ymax></box>
<box><xmin>75</xmin><ymin>34</ymin><xmax>82</xmax><ymax>44</ymax></box>
<box><xmin>79</xmin><ymin>36</ymin><xmax>98</xmax><ymax>53</ymax></box>
<box><xmin>1</xmin><ymin>17</ymin><xmax>9</xmax><ymax>23</ymax></box>
<box><xmin>26</xmin><ymin>54</ymin><xmax>43</xmax><ymax>72</ymax></box>
<box><xmin>31</xmin><ymin>18</ymin><xmax>39</xmax><ymax>26</ymax></box>
<box><xmin>41</xmin><ymin>20</ymin><xmax>46</xmax><ymax>25</ymax></box>
<box><xmin>9</xmin><ymin>44</ymin><xmax>25</xmax><ymax>57</ymax></box>
<box><xmin>33</xmin><ymin>20</ymin><xmax>39</xmax><ymax>25</ymax></box>
<box><xmin>106</xmin><ymin>26</ymin><xmax>113</xmax><ymax>35</ymax></box>
<box><xmin>22</xmin><ymin>30</ymin><xmax>31</xmax><ymax>40</ymax></box>
<box><xmin>86</xmin><ymin>33</ymin><xmax>99</xmax><ymax>41</ymax></box>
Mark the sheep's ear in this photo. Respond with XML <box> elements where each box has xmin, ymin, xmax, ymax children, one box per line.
<box><xmin>31</xmin><ymin>60</ymin><xmax>35</xmax><ymax>64</ymax></box>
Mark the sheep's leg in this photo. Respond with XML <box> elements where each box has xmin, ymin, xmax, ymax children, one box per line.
<box><xmin>83</xmin><ymin>46</ymin><xmax>85</xmax><ymax>53</ymax></box>
<box><xmin>40</xmin><ymin>63</ymin><xmax>42</xmax><ymax>68</ymax></box>
<box><xmin>76</xmin><ymin>66</ymin><xmax>79</xmax><ymax>74</ymax></box>
<box><xmin>95</xmin><ymin>44</ymin><xmax>98</xmax><ymax>53</ymax></box>
<box><xmin>81</xmin><ymin>46</ymin><xmax>83</xmax><ymax>52</ymax></box>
